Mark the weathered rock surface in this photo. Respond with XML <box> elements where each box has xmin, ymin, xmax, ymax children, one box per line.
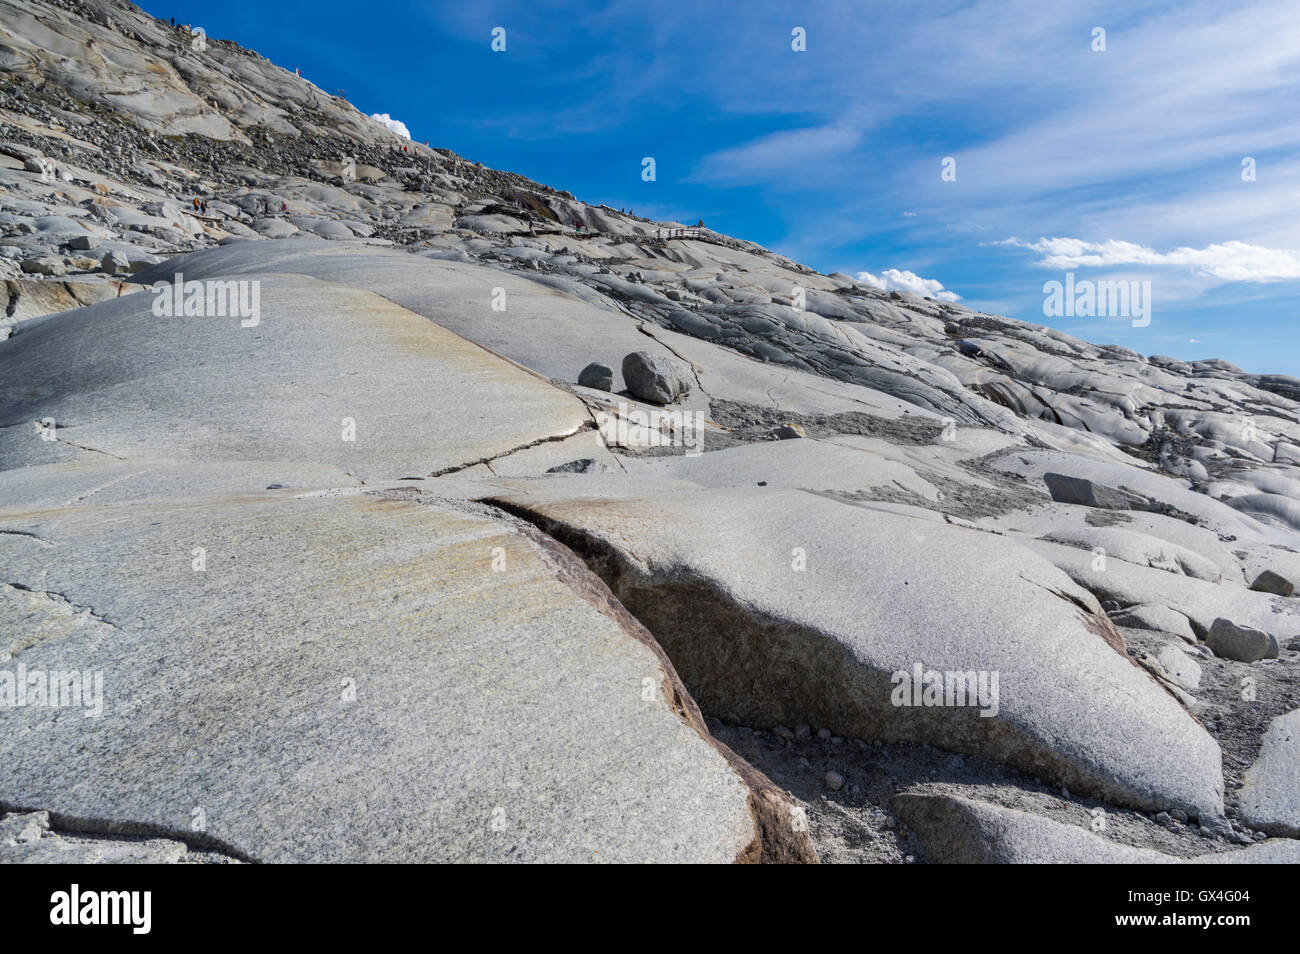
<box><xmin>1019</xmin><ymin>536</ymin><xmax>1299</xmax><ymax>643</ymax></box>
<box><xmin>0</xmin><ymin>490</ymin><xmax>810</xmax><ymax>863</ymax></box>
<box><xmin>0</xmin><ymin>274</ymin><xmax>589</xmax><ymax>479</ymax></box>
<box><xmin>1156</xmin><ymin>644</ymin><xmax>1202</xmax><ymax>692</ymax></box>
<box><xmin>1239</xmin><ymin>709</ymin><xmax>1300</xmax><ymax>837</ymax></box>
<box><xmin>1</xmin><ymin>277</ymin><xmax>138</xmax><ymax>324</ymax></box>
<box><xmin>1111</xmin><ymin>603</ymin><xmax>1197</xmax><ymax>643</ymax></box>
<box><xmin>2</xmin><ymin>0</ymin><xmax>1299</xmax><ymax>865</ymax></box>
<box><xmin>622</xmin><ymin>436</ymin><xmax>944</xmax><ymax>502</ymax></box>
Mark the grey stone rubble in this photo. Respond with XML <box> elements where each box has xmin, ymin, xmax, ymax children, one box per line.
<box><xmin>0</xmin><ymin>0</ymin><xmax>1298</xmax><ymax>864</ymax></box>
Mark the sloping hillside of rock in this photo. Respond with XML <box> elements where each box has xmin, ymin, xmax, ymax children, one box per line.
<box><xmin>2</xmin><ymin>0</ymin><xmax>1298</xmax><ymax>863</ymax></box>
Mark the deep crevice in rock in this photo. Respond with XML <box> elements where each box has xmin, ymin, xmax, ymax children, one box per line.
<box><xmin>468</xmin><ymin>496</ymin><xmax>817</xmax><ymax>864</ymax></box>
<box><xmin>484</xmin><ymin>497</ymin><xmax>1202</xmax><ymax>818</ymax></box>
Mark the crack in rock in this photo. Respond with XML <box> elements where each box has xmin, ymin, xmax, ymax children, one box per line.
<box><xmin>1</xmin><ymin>580</ymin><xmax>119</xmax><ymax>659</ymax></box>
<box><xmin>30</xmin><ymin>420</ymin><xmax>127</xmax><ymax>461</ymax></box>
<box><xmin>0</xmin><ymin>529</ymin><xmax>54</xmax><ymax>547</ymax></box>
<box><xmin>0</xmin><ymin>805</ymin><xmax>253</xmax><ymax>863</ymax></box>
<box><xmin>426</xmin><ymin>422</ymin><xmax>593</xmax><ymax>478</ymax></box>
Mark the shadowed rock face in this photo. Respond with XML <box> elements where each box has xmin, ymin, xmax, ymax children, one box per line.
<box><xmin>2</xmin><ymin>0</ymin><xmax>1300</xmax><ymax>864</ymax></box>
<box><xmin>1044</xmin><ymin>472</ymin><xmax>1146</xmax><ymax>510</ymax></box>
<box><xmin>892</xmin><ymin>793</ymin><xmax>1300</xmax><ymax>864</ymax></box>
<box><xmin>490</xmin><ymin>484</ymin><xmax>1224</xmax><ymax>818</ymax></box>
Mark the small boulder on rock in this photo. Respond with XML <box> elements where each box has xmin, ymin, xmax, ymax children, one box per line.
<box><xmin>23</xmin><ymin>155</ymin><xmax>57</xmax><ymax>179</ymax></box>
<box><xmin>1206</xmin><ymin>618</ymin><xmax>1274</xmax><ymax>663</ymax></box>
<box><xmin>1250</xmin><ymin>569</ymin><xmax>1295</xmax><ymax>597</ymax></box>
<box><xmin>99</xmin><ymin>249</ymin><xmax>130</xmax><ymax>275</ymax></box>
<box><xmin>577</xmin><ymin>362</ymin><xmax>614</xmax><ymax>392</ymax></box>
<box><xmin>1044</xmin><ymin>472</ymin><xmax>1148</xmax><ymax>510</ymax></box>
<box><xmin>622</xmin><ymin>350</ymin><xmax>692</xmax><ymax>405</ymax></box>
<box><xmin>20</xmin><ymin>256</ymin><xmax>65</xmax><ymax>277</ymax></box>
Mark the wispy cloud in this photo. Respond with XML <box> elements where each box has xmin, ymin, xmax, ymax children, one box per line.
<box><xmin>690</xmin><ymin>124</ymin><xmax>862</xmax><ymax>185</ymax></box>
<box><xmin>997</xmin><ymin>237</ymin><xmax>1300</xmax><ymax>283</ymax></box>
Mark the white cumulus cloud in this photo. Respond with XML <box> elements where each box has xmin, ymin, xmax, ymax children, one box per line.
<box><xmin>369</xmin><ymin>112</ymin><xmax>411</xmax><ymax>139</ymax></box>
<box><xmin>998</xmin><ymin>237</ymin><xmax>1300</xmax><ymax>283</ymax></box>
<box><xmin>857</xmin><ymin>268</ymin><xmax>960</xmax><ymax>302</ymax></box>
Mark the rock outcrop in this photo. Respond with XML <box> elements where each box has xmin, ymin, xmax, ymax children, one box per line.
<box><xmin>1</xmin><ymin>0</ymin><xmax>1298</xmax><ymax>865</ymax></box>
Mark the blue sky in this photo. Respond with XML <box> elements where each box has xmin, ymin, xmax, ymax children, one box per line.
<box><xmin>151</xmin><ymin>0</ymin><xmax>1300</xmax><ymax>374</ymax></box>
